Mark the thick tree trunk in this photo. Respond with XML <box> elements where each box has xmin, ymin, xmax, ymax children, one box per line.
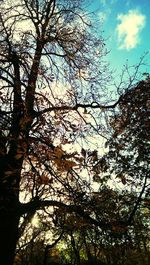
<box><xmin>0</xmin><ymin>209</ymin><xmax>20</xmax><ymax>265</ymax></box>
<box><xmin>0</xmin><ymin>155</ymin><xmax>22</xmax><ymax>265</ymax></box>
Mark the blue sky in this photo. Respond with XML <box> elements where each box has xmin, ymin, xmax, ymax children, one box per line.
<box><xmin>90</xmin><ymin>0</ymin><xmax>150</xmax><ymax>77</ymax></box>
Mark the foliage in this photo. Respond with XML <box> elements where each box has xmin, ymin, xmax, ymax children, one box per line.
<box><xmin>105</xmin><ymin>78</ymin><xmax>150</xmax><ymax>184</ymax></box>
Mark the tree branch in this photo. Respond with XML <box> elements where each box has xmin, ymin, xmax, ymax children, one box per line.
<box><xmin>127</xmin><ymin>175</ymin><xmax>148</xmax><ymax>224</ymax></box>
<box><xmin>21</xmin><ymin>199</ymin><xmax>114</xmax><ymax>231</ymax></box>
<box><xmin>35</xmin><ymin>96</ymin><xmax>122</xmax><ymax>116</ymax></box>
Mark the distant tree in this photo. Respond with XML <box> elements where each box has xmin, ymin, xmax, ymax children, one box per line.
<box><xmin>15</xmin><ymin>239</ymin><xmax>45</xmax><ymax>265</ymax></box>
<box><xmin>102</xmin><ymin>77</ymin><xmax>150</xmax><ymax>227</ymax></box>
<box><xmin>53</xmin><ymin>187</ymin><xmax>150</xmax><ymax>265</ymax></box>
<box><xmin>87</xmin><ymin>79</ymin><xmax>150</xmax><ymax>264</ymax></box>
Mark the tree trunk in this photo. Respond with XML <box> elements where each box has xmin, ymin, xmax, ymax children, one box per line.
<box><xmin>70</xmin><ymin>233</ymin><xmax>81</xmax><ymax>265</ymax></box>
<box><xmin>0</xmin><ymin>206</ymin><xmax>20</xmax><ymax>265</ymax></box>
<box><xmin>83</xmin><ymin>236</ymin><xmax>93</xmax><ymax>265</ymax></box>
<box><xmin>0</xmin><ymin>156</ymin><xmax>21</xmax><ymax>265</ymax></box>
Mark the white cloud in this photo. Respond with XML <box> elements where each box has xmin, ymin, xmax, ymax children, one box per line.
<box><xmin>116</xmin><ymin>9</ymin><xmax>146</xmax><ymax>50</ymax></box>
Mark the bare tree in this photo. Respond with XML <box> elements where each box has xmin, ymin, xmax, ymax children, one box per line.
<box><xmin>0</xmin><ymin>0</ymin><xmax>114</xmax><ymax>264</ymax></box>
